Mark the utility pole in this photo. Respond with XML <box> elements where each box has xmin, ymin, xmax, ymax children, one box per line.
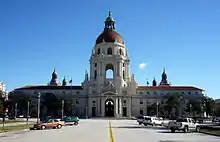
<box><xmin>61</xmin><ymin>100</ymin><xmax>64</xmax><ymax>119</ymax></box>
<box><xmin>37</xmin><ymin>93</ymin><xmax>41</xmax><ymax>125</ymax></box>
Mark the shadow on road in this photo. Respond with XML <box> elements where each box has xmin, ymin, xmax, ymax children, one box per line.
<box><xmin>158</xmin><ymin>140</ymin><xmax>183</xmax><ymax>142</ymax></box>
<box><xmin>111</xmin><ymin>125</ymin><xmax>168</xmax><ymax>130</ymax></box>
<box><xmin>157</xmin><ymin>131</ymin><xmax>185</xmax><ymax>133</ymax></box>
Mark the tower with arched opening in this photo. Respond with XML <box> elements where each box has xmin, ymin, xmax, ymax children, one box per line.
<box><xmin>89</xmin><ymin>11</ymin><xmax>132</xmax><ymax>95</ymax></box>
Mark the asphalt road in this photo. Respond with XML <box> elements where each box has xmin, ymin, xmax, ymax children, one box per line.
<box><xmin>0</xmin><ymin>119</ymin><xmax>220</xmax><ymax>142</ymax></box>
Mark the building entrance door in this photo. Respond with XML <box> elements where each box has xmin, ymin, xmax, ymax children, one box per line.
<box><xmin>92</xmin><ymin>107</ymin><xmax>96</xmax><ymax>117</ymax></box>
<box><xmin>123</xmin><ymin>107</ymin><xmax>127</xmax><ymax>117</ymax></box>
<box><xmin>105</xmin><ymin>99</ymin><xmax>114</xmax><ymax>117</ymax></box>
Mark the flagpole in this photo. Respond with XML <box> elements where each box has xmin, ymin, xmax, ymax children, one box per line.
<box><xmin>70</xmin><ymin>78</ymin><xmax>73</xmax><ymax>115</ymax></box>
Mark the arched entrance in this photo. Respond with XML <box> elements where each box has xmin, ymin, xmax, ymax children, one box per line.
<box><xmin>105</xmin><ymin>99</ymin><xmax>114</xmax><ymax>117</ymax></box>
<box><xmin>40</xmin><ymin>93</ymin><xmax>61</xmax><ymax>118</ymax></box>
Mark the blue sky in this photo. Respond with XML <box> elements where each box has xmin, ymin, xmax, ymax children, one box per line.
<box><xmin>0</xmin><ymin>0</ymin><xmax>219</xmax><ymax>98</ymax></box>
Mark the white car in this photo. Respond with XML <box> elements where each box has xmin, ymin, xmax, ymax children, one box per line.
<box><xmin>143</xmin><ymin>116</ymin><xmax>164</xmax><ymax>126</ymax></box>
<box><xmin>168</xmin><ymin>117</ymin><xmax>200</xmax><ymax>133</ymax></box>
<box><xmin>137</xmin><ymin>116</ymin><xmax>148</xmax><ymax>125</ymax></box>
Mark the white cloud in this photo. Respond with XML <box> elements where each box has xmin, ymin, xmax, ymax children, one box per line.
<box><xmin>139</xmin><ymin>63</ymin><xmax>147</xmax><ymax>69</ymax></box>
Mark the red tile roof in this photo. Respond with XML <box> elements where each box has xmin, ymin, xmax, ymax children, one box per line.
<box><xmin>137</xmin><ymin>86</ymin><xmax>203</xmax><ymax>91</ymax></box>
<box><xmin>15</xmin><ymin>85</ymin><xmax>83</xmax><ymax>90</ymax></box>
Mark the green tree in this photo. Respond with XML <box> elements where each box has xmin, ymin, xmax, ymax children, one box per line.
<box><xmin>0</xmin><ymin>90</ymin><xmax>6</xmax><ymax>114</ymax></box>
<box><xmin>203</xmin><ymin>97</ymin><xmax>215</xmax><ymax>117</ymax></box>
<box><xmin>0</xmin><ymin>98</ymin><xmax>3</xmax><ymax>113</ymax></box>
<box><xmin>185</xmin><ymin>99</ymin><xmax>201</xmax><ymax>117</ymax></box>
<box><xmin>164</xmin><ymin>92</ymin><xmax>180</xmax><ymax>117</ymax></box>
<box><xmin>215</xmin><ymin>100</ymin><xmax>220</xmax><ymax>117</ymax></box>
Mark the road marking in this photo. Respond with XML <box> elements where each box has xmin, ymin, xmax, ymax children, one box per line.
<box><xmin>109</xmin><ymin>121</ymin><xmax>114</xmax><ymax>142</ymax></box>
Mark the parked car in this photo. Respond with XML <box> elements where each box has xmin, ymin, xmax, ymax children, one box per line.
<box><xmin>61</xmin><ymin>116</ymin><xmax>79</xmax><ymax>125</ymax></box>
<box><xmin>31</xmin><ymin>119</ymin><xmax>65</xmax><ymax>130</ymax></box>
<box><xmin>143</xmin><ymin>116</ymin><xmax>164</xmax><ymax>126</ymax></box>
<box><xmin>137</xmin><ymin>115</ymin><xmax>148</xmax><ymax>125</ymax></box>
<box><xmin>212</xmin><ymin>117</ymin><xmax>220</xmax><ymax>123</ymax></box>
<box><xmin>168</xmin><ymin>117</ymin><xmax>200</xmax><ymax>133</ymax></box>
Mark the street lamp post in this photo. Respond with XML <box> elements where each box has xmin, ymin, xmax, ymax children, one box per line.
<box><xmin>189</xmin><ymin>104</ymin><xmax>192</xmax><ymax>117</ymax></box>
<box><xmin>179</xmin><ymin>96</ymin><xmax>183</xmax><ymax>117</ymax></box>
<box><xmin>27</xmin><ymin>101</ymin><xmax>30</xmax><ymax>125</ymax></box>
<box><xmin>61</xmin><ymin>100</ymin><xmax>64</xmax><ymax>119</ymax></box>
<box><xmin>71</xmin><ymin>98</ymin><xmax>74</xmax><ymax>115</ymax></box>
<box><xmin>146</xmin><ymin>100</ymin><xmax>149</xmax><ymax>116</ymax></box>
<box><xmin>156</xmin><ymin>102</ymin><xmax>159</xmax><ymax>117</ymax></box>
<box><xmin>15</xmin><ymin>103</ymin><xmax>17</xmax><ymax>120</ymax></box>
<box><xmin>37</xmin><ymin>93</ymin><xmax>41</xmax><ymax>125</ymax></box>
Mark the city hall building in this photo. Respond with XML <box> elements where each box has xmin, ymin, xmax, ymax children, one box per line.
<box><xmin>11</xmin><ymin>12</ymin><xmax>204</xmax><ymax>118</ymax></box>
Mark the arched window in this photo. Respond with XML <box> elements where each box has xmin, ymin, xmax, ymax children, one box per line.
<box><xmin>107</xmin><ymin>47</ymin><xmax>112</xmax><ymax>55</ymax></box>
<box><xmin>97</xmin><ymin>48</ymin><xmax>100</xmax><ymax>55</ymax></box>
<box><xmin>119</xmin><ymin>48</ymin><xmax>123</xmax><ymax>55</ymax></box>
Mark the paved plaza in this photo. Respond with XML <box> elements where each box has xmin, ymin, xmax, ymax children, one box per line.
<box><xmin>0</xmin><ymin>119</ymin><xmax>220</xmax><ymax>142</ymax></box>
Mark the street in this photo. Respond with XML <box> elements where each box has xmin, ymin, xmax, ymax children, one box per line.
<box><xmin>0</xmin><ymin>119</ymin><xmax>220</xmax><ymax>142</ymax></box>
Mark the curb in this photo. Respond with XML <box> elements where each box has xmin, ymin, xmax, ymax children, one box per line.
<box><xmin>200</xmin><ymin>131</ymin><xmax>220</xmax><ymax>137</ymax></box>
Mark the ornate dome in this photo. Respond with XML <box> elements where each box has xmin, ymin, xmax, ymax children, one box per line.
<box><xmin>96</xmin><ymin>29</ymin><xmax>124</xmax><ymax>44</ymax></box>
<box><xmin>95</xmin><ymin>11</ymin><xmax>124</xmax><ymax>45</ymax></box>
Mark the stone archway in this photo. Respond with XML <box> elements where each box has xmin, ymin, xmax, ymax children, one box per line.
<box><xmin>105</xmin><ymin>99</ymin><xmax>114</xmax><ymax>117</ymax></box>
<box><xmin>40</xmin><ymin>93</ymin><xmax>61</xmax><ymax>118</ymax></box>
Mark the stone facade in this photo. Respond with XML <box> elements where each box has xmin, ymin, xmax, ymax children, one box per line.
<box><xmin>11</xmin><ymin>12</ymin><xmax>204</xmax><ymax>118</ymax></box>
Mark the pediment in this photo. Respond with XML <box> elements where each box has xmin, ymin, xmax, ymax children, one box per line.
<box><xmin>102</xmin><ymin>91</ymin><xmax>118</xmax><ymax>96</ymax></box>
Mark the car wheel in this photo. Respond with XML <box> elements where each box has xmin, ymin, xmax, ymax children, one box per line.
<box><xmin>144</xmin><ymin>123</ymin><xmax>147</xmax><ymax>126</ymax></box>
<box><xmin>41</xmin><ymin>125</ymin><xmax>46</xmax><ymax>130</ymax></box>
<box><xmin>152</xmin><ymin>123</ymin><xmax>156</xmax><ymax>126</ymax></box>
<box><xmin>183</xmin><ymin>126</ymin><xmax>188</xmax><ymax>133</ymax></box>
<box><xmin>196</xmin><ymin>126</ymin><xmax>200</xmax><ymax>132</ymax></box>
<box><xmin>57</xmin><ymin>124</ymin><xmax>62</xmax><ymax>129</ymax></box>
<box><xmin>171</xmin><ymin>128</ymin><xmax>175</xmax><ymax>133</ymax></box>
<box><xmin>161</xmin><ymin>122</ymin><xmax>164</xmax><ymax>126</ymax></box>
<box><xmin>139</xmin><ymin>122</ymin><xmax>142</xmax><ymax>125</ymax></box>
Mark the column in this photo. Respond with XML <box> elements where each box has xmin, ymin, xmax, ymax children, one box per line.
<box><xmin>128</xmin><ymin>97</ymin><xmax>131</xmax><ymax>117</ymax></box>
<box><xmin>100</xmin><ymin>61</ymin><xmax>103</xmax><ymax>76</ymax></box>
<box><xmin>101</xmin><ymin>98</ymin><xmax>105</xmax><ymax>117</ymax></box>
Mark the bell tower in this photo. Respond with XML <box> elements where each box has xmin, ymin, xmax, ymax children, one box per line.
<box><xmin>89</xmin><ymin>11</ymin><xmax>130</xmax><ymax>95</ymax></box>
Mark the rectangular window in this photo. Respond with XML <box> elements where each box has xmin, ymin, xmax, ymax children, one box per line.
<box><xmin>140</xmin><ymin>109</ymin><xmax>143</xmax><ymax>115</ymax></box>
<box><xmin>140</xmin><ymin>99</ymin><xmax>143</xmax><ymax>104</ymax></box>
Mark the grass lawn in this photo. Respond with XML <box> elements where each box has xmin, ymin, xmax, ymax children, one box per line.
<box><xmin>200</xmin><ymin>129</ymin><xmax>220</xmax><ymax>135</ymax></box>
<box><xmin>0</xmin><ymin>124</ymin><xmax>33</xmax><ymax>133</ymax></box>
<box><xmin>0</xmin><ymin>120</ymin><xmax>22</xmax><ymax>124</ymax></box>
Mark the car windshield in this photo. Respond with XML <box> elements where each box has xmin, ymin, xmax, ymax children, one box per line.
<box><xmin>144</xmin><ymin>117</ymin><xmax>151</xmax><ymax>120</ymax></box>
<box><xmin>137</xmin><ymin>116</ymin><xmax>144</xmax><ymax>119</ymax></box>
<box><xmin>176</xmin><ymin>118</ymin><xmax>188</xmax><ymax>122</ymax></box>
<box><xmin>42</xmin><ymin>120</ymin><xmax>48</xmax><ymax>123</ymax></box>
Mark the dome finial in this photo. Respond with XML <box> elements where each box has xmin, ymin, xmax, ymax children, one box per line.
<box><xmin>105</xmin><ymin>11</ymin><xmax>115</xmax><ymax>30</ymax></box>
<box><xmin>109</xmin><ymin>10</ymin><xmax>112</xmax><ymax>17</ymax></box>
